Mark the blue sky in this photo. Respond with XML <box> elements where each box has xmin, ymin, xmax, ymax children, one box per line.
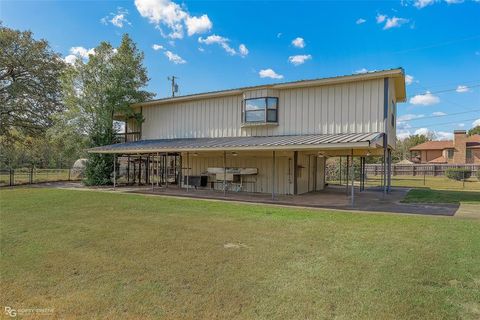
<box><xmin>2</xmin><ymin>0</ymin><xmax>479</xmax><ymax>139</ymax></box>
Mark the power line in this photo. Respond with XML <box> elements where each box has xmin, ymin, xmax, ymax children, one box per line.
<box><xmin>399</xmin><ymin>108</ymin><xmax>480</xmax><ymax>122</ymax></box>
<box><xmin>406</xmin><ymin>118</ymin><xmax>477</xmax><ymax>130</ymax></box>
<box><xmin>407</xmin><ymin>83</ymin><xmax>480</xmax><ymax>98</ymax></box>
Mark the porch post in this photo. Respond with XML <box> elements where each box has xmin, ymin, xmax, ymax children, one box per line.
<box><xmin>351</xmin><ymin>150</ymin><xmax>354</xmax><ymax>206</ymax></box>
<box><xmin>157</xmin><ymin>152</ymin><xmax>160</xmax><ymax>187</ymax></box>
<box><xmin>127</xmin><ymin>155</ymin><xmax>130</xmax><ymax>184</ymax></box>
<box><xmin>186</xmin><ymin>152</ymin><xmax>189</xmax><ymax>192</ymax></box>
<box><xmin>165</xmin><ymin>153</ymin><xmax>168</xmax><ymax>189</ymax></box>
<box><xmin>345</xmin><ymin>156</ymin><xmax>349</xmax><ymax>195</ymax></box>
<box><xmin>272</xmin><ymin>150</ymin><xmax>276</xmax><ymax>200</ymax></box>
<box><xmin>339</xmin><ymin>156</ymin><xmax>342</xmax><ymax>185</ymax></box>
<box><xmin>387</xmin><ymin>149</ymin><xmax>392</xmax><ymax>193</ymax></box>
<box><xmin>223</xmin><ymin>151</ymin><xmax>227</xmax><ymax>197</ymax></box>
<box><xmin>113</xmin><ymin>153</ymin><xmax>116</xmax><ymax>189</ymax></box>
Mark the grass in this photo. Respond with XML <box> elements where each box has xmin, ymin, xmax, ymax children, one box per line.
<box><xmin>1</xmin><ymin>188</ymin><xmax>480</xmax><ymax>319</ymax></box>
<box><xmin>403</xmin><ymin>189</ymin><xmax>480</xmax><ymax>204</ymax></box>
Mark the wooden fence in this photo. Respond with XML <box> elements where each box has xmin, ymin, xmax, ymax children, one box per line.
<box><xmin>365</xmin><ymin>164</ymin><xmax>480</xmax><ymax>177</ymax></box>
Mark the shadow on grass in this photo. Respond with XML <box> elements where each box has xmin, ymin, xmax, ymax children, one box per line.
<box><xmin>403</xmin><ymin>188</ymin><xmax>480</xmax><ymax>205</ymax></box>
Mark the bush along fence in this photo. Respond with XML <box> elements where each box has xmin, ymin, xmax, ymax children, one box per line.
<box><xmin>0</xmin><ymin>168</ymin><xmax>82</xmax><ymax>187</ymax></box>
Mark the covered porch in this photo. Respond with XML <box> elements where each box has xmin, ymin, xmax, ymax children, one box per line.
<box><xmin>89</xmin><ymin>132</ymin><xmax>394</xmax><ymax>204</ymax></box>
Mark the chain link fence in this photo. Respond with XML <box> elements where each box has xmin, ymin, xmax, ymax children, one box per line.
<box><xmin>326</xmin><ymin>159</ymin><xmax>480</xmax><ymax>191</ymax></box>
<box><xmin>0</xmin><ymin>168</ymin><xmax>82</xmax><ymax>187</ymax></box>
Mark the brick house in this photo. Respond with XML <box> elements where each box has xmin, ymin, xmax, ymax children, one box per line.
<box><xmin>410</xmin><ymin>130</ymin><xmax>480</xmax><ymax>164</ymax></box>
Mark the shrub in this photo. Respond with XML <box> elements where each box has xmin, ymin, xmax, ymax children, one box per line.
<box><xmin>476</xmin><ymin>170</ymin><xmax>480</xmax><ymax>180</ymax></box>
<box><xmin>445</xmin><ymin>168</ymin><xmax>472</xmax><ymax>181</ymax></box>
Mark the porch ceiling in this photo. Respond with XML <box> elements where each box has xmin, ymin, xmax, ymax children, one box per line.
<box><xmin>88</xmin><ymin>132</ymin><xmax>384</xmax><ymax>154</ymax></box>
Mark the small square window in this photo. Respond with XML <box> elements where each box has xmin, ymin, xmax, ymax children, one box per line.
<box><xmin>243</xmin><ymin>97</ymin><xmax>278</xmax><ymax>124</ymax></box>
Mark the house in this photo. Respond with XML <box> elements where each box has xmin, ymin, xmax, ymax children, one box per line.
<box><xmin>410</xmin><ymin>130</ymin><xmax>480</xmax><ymax>164</ymax></box>
<box><xmin>89</xmin><ymin>68</ymin><xmax>406</xmax><ymax>196</ymax></box>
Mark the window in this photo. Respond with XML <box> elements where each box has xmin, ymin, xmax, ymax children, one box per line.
<box><xmin>466</xmin><ymin>149</ymin><xmax>473</xmax><ymax>159</ymax></box>
<box><xmin>447</xmin><ymin>149</ymin><xmax>454</xmax><ymax>159</ymax></box>
<box><xmin>243</xmin><ymin>97</ymin><xmax>278</xmax><ymax>123</ymax></box>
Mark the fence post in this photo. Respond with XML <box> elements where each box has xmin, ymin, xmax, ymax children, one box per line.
<box><xmin>68</xmin><ymin>168</ymin><xmax>71</xmax><ymax>181</ymax></box>
<box><xmin>463</xmin><ymin>171</ymin><xmax>465</xmax><ymax>189</ymax></box>
<box><xmin>9</xmin><ymin>169</ymin><xmax>13</xmax><ymax>186</ymax></box>
<box><xmin>30</xmin><ymin>166</ymin><xmax>33</xmax><ymax>184</ymax></box>
<box><xmin>423</xmin><ymin>170</ymin><xmax>426</xmax><ymax>186</ymax></box>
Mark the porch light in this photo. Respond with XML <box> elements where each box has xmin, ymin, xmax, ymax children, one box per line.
<box><xmin>232</xmin><ymin>152</ymin><xmax>238</xmax><ymax>156</ymax></box>
<box><xmin>193</xmin><ymin>152</ymin><xmax>199</xmax><ymax>156</ymax></box>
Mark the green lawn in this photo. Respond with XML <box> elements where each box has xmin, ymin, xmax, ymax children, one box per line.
<box><xmin>1</xmin><ymin>188</ymin><xmax>480</xmax><ymax>319</ymax></box>
<box><xmin>403</xmin><ymin>189</ymin><xmax>480</xmax><ymax>204</ymax></box>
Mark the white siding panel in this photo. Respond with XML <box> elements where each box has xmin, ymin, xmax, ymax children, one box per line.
<box><xmin>141</xmin><ymin>79</ymin><xmax>386</xmax><ymax>140</ymax></box>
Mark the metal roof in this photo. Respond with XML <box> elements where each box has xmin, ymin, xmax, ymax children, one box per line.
<box><xmin>132</xmin><ymin>68</ymin><xmax>406</xmax><ymax>108</ymax></box>
<box><xmin>89</xmin><ymin>132</ymin><xmax>384</xmax><ymax>154</ymax></box>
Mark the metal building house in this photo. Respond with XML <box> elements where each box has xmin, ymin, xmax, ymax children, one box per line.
<box><xmin>89</xmin><ymin>68</ymin><xmax>406</xmax><ymax>197</ymax></box>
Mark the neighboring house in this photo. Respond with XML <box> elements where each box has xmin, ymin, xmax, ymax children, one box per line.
<box><xmin>90</xmin><ymin>68</ymin><xmax>406</xmax><ymax>195</ymax></box>
<box><xmin>410</xmin><ymin>130</ymin><xmax>480</xmax><ymax>164</ymax></box>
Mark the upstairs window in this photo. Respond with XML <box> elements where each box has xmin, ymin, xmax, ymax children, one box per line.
<box><xmin>243</xmin><ymin>97</ymin><xmax>278</xmax><ymax>123</ymax></box>
<box><xmin>447</xmin><ymin>149</ymin><xmax>454</xmax><ymax>159</ymax></box>
<box><xmin>466</xmin><ymin>149</ymin><xmax>473</xmax><ymax>159</ymax></box>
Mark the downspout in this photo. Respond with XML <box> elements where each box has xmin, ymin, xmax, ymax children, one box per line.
<box><xmin>383</xmin><ymin>78</ymin><xmax>389</xmax><ymax>195</ymax></box>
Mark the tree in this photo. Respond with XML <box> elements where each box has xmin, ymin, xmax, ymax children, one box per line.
<box><xmin>62</xmin><ymin>34</ymin><xmax>153</xmax><ymax>185</ymax></box>
<box><xmin>468</xmin><ymin>126</ymin><xmax>480</xmax><ymax>136</ymax></box>
<box><xmin>0</xmin><ymin>25</ymin><xmax>65</xmax><ymax>138</ymax></box>
<box><xmin>392</xmin><ymin>134</ymin><xmax>432</xmax><ymax>162</ymax></box>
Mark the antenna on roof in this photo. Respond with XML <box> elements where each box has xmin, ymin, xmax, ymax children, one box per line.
<box><xmin>167</xmin><ymin>76</ymin><xmax>179</xmax><ymax>97</ymax></box>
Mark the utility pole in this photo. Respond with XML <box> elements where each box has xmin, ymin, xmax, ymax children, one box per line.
<box><xmin>167</xmin><ymin>76</ymin><xmax>179</xmax><ymax>97</ymax></box>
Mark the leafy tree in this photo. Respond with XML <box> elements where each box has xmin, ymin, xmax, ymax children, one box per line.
<box><xmin>62</xmin><ymin>34</ymin><xmax>153</xmax><ymax>185</ymax></box>
<box><xmin>0</xmin><ymin>24</ymin><xmax>65</xmax><ymax>138</ymax></box>
<box><xmin>468</xmin><ymin>126</ymin><xmax>480</xmax><ymax>136</ymax></box>
<box><xmin>392</xmin><ymin>134</ymin><xmax>432</xmax><ymax>162</ymax></box>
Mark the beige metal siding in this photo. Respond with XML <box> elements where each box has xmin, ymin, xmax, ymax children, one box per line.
<box><xmin>183</xmin><ymin>151</ymin><xmax>294</xmax><ymax>195</ymax></box>
<box><xmin>141</xmin><ymin>79</ymin><xmax>386</xmax><ymax>140</ymax></box>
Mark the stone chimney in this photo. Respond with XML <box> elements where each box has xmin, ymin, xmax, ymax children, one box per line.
<box><xmin>453</xmin><ymin>130</ymin><xmax>467</xmax><ymax>164</ymax></box>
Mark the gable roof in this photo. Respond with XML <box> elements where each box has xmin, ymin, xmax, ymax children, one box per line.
<box><xmin>132</xmin><ymin>68</ymin><xmax>406</xmax><ymax>109</ymax></box>
<box><xmin>409</xmin><ymin>134</ymin><xmax>480</xmax><ymax>151</ymax></box>
<box><xmin>410</xmin><ymin>141</ymin><xmax>453</xmax><ymax>151</ymax></box>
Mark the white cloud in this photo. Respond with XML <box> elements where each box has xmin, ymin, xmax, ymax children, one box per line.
<box><xmin>239</xmin><ymin>44</ymin><xmax>249</xmax><ymax>57</ymax></box>
<box><xmin>134</xmin><ymin>0</ymin><xmax>211</xmax><ymax>39</ymax></box>
<box><xmin>70</xmin><ymin>46</ymin><xmax>95</xmax><ymax>59</ymax></box>
<box><xmin>355</xmin><ymin>68</ymin><xmax>370</xmax><ymax>74</ymax></box>
<box><xmin>376</xmin><ymin>14</ymin><xmax>387</xmax><ymax>23</ymax></box>
<box><xmin>292</xmin><ymin>37</ymin><xmax>305</xmax><ymax>48</ymax></box>
<box><xmin>456</xmin><ymin>85</ymin><xmax>469</xmax><ymax>93</ymax></box>
<box><xmin>445</xmin><ymin>0</ymin><xmax>464</xmax><ymax>4</ymax></box>
<box><xmin>198</xmin><ymin>35</ymin><xmax>247</xmax><ymax>57</ymax></box>
<box><xmin>397</xmin><ymin>113</ymin><xmax>424</xmax><ymax>122</ymax></box>
<box><xmin>383</xmin><ymin>17</ymin><xmax>409</xmax><ymax>29</ymax></box>
<box><xmin>185</xmin><ymin>14</ymin><xmax>212</xmax><ymax>36</ymax></box>
<box><xmin>356</xmin><ymin>18</ymin><xmax>366</xmax><ymax>24</ymax></box>
<box><xmin>259</xmin><ymin>69</ymin><xmax>283</xmax><ymax>79</ymax></box>
<box><xmin>405</xmin><ymin>74</ymin><xmax>414</xmax><ymax>85</ymax></box>
<box><xmin>288</xmin><ymin>54</ymin><xmax>312</xmax><ymax>66</ymax></box>
<box><xmin>164</xmin><ymin>50</ymin><xmax>186</xmax><ymax>64</ymax></box>
<box><xmin>436</xmin><ymin>131</ymin><xmax>454</xmax><ymax>140</ymax></box>
<box><xmin>432</xmin><ymin>111</ymin><xmax>447</xmax><ymax>116</ymax></box>
<box><xmin>409</xmin><ymin>91</ymin><xmax>440</xmax><ymax>105</ymax></box>
<box><xmin>64</xmin><ymin>54</ymin><xmax>78</xmax><ymax>65</ymax></box>
<box><xmin>414</xmin><ymin>0</ymin><xmax>435</xmax><ymax>8</ymax></box>
<box><xmin>101</xmin><ymin>7</ymin><xmax>131</xmax><ymax>28</ymax></box>
<box><xmin>458</xmin><ymin>123</ymin><xmax>465</xmax><ymax>127</ymax></box>
<box><xmin>473</xmin><ymin>119</ymin><xmax>480</xmax><ymax>127</ymax></box>
<box><xmin>414</xmin><ymin>128</ymin><xmax>430</xmax><ymax>136</ymax></box>
<box><xmin>152</xmin><ymin>44</ymin><xmax>164</xmax><ymax>50</ymax></box>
